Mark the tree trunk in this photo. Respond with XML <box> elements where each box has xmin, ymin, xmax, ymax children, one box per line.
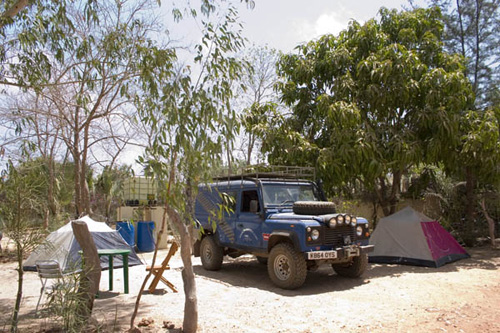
<box><xmin>81</xmin><ymin>174</ymin><xmax>91</xmax><ymax>215</ymax></box>
<box><xmin>166</xmin><ymin>206</ymin><xmax>198</xmax><ymax>333</ymax></box>
<box><xmin>456</xmin><ymin>0</ymin><xmax>467</xmax><ymax>59</ymax></box>
<box><xmin>1</xmin><ymin>0</ymin><xmax>29</xmax><ymax>25</ymax></box>
<box><xmin>74</xmin><ymin>156</ymin><xmax>82</xmax><ymax>217</ymax></box>
<box><xmin>473</xmin><ymin>0</ymin><xmax>481</xmax><ymax>95</ymax></box>
<box><xmin>10</xmin><ymin>191</ymin><xmax>23</xmax><ymax>332</ymax></box>
<box><xmin>480</xmin><ymin>198</ymin><xmax>497</xmax><ymax>248</ymax></box>
<box><xmin>389</xmin><ymin>170</ymin><xmax>402</xmax><ymax>215</ymax></box>
<box><xmin>71</xmin><ymin>221</ymin><xmax>101</xmax><ymax>325</ymax></box>
<box><xmin>11</xmin><ymin>244</ymin><xmax>23</xmax><ymax>333</ymax></box>
<box><xmin>375</xmin><ymin>177</ymin><xmax>391</xmax><ymax>216</ymax></box>
<box><xmin>47</xmin><ymin>157</ymin><xmax>57</xmax><ymax>217</ymax></box>
<box><xmin>464</xmin><ymin>167</ymin><xmax>476</xmax><ymax>236</ymax></box>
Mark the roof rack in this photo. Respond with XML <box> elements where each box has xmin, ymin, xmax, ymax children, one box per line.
<box><xmin>214</xmin><ymin>165</ymin><xmax>316</xmax><ymax>181</ymax></box>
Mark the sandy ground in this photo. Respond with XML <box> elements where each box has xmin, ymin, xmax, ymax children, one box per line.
<box><xmin>0</xmin><ymin>245</ymin><xmax>498</xmax><ymax>332</ymax></box>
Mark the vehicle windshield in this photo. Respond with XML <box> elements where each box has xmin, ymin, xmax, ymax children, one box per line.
<box><xmin>262</xmin><ymin>183</ymin><xmax>320</xmax><ymax>207</ymax></box>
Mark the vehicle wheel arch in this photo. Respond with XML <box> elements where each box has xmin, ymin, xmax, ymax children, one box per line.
<box><xmin>193</xmin><ymin>229</ymin><xmax>217</xmax><ymax>257</ymax></box>
<box><xmin>267</xmin><ymin>231</ymin><xmax>301</xmax><ymax>253</ymax></box>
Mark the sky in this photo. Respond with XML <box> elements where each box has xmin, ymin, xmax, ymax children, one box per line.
<box><xmin>165</xmin><ymin>0</ymin><xmax>428</xmax><ymax>55</ymax></box>
<box><xmin>127</xmin><ymin>0</ymin><xmax>428</xmax><ymax>171</ymax></box>
<box><xmin>236</xmin><ymin>0</ymin><xmax>426</xmax><ymax>52</ymax></box>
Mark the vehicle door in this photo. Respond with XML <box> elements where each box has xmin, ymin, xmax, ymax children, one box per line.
<box><xmin>232</xmin><ymin>188</ymin><xmax>264</xmax><ymax>250</ymax></box>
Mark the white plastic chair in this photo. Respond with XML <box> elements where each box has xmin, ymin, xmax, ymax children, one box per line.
<box><xmin>35</xmin><ymin>260</ymin><xmax>73</xmax><ymax>315</ymax></box>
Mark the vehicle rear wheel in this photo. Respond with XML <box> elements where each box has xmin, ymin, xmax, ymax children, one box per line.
<box><xmin>267</xmin><ymin>243</ymin><xmax>307</xmax><ymax>289</ymax></box>
<box><xmin>332</xmin><ymin>254</ymin><xmax>368</xmax><ymax>278</ymax></box>
<box><xmin>200</xmin><ymin>235</ymin><xmax>223</xmax><ymax>271</ymax></box>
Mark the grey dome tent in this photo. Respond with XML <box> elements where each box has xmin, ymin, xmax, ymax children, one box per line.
<box><xmin>24</xmin><ymin>216</ymin><xmax>143</xmax><ymax>272</ymax></box>
<box><xmin>368</xmin><ymin>207</ymin><xmax>469</xmax><ymax>267</ymax></box>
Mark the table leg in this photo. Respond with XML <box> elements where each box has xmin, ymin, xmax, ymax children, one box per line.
<box><xmin>123</xmin><ymin>254</ymin><xmax>129</xmax><ymax>294</ymax></box>
<box><xmin>108</xmin><ymin>254</ymin><xmax>113</xmax><ymax>291</ymax></box>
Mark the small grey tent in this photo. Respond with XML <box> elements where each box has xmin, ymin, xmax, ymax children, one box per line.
<box><xmin>368</xmin><ymin>207</ymin><xmax>469</xmax><ymax>267</ymax></box>
<box><xmin>24</xmin><ymin>216</ymin><xmax>143</xmax><ymax>272</ymax></box>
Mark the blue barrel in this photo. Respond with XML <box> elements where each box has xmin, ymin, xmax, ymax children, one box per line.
<box><xmin>116</xmin><ymin>221</ymin><xmax>135</xmax><ymax>247</ymax></box>
<box><xmin>137</xmin><ymin>221</ymin><xmax>156</xmax><ymax>252</ymax></box>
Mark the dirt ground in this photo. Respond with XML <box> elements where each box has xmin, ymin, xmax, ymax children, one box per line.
<box><xmin>0</xmin><ymin>245</ymin><xmax>499</xmax><ymax>333</ymax></box>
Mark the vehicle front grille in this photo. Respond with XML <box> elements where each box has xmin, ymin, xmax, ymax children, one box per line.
<box><xmin>324</xmin><ymin>225</ymin><xmax>356</xmax><ymax>247</ymax></box>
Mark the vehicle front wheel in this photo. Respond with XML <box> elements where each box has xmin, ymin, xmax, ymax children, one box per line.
<box><xmin>332</xmin><ymin>254</ymin><xmax>368</xmax><ymax>278</ymax></box>
<box><xmin>200</xmin><ymin>235</ymin><xmax>223</xmax><ymax>271</ymax></box>
<box><xmin>267</xmin><ymin>243</ymin><xmax>307</xmax><ymax>289</ymax></box>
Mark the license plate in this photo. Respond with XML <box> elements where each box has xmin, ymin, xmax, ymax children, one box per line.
<box><xmin>307</xmin><ymin>251</ymin><xmax>337</xmax><ymax>260</ymax></box>
<box><xmin>346</xmin><ymin>248</ymin><xmax>359</xmax><ymax>257</ymax></box>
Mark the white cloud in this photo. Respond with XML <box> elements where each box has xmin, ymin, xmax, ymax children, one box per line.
<box><xmin>293</xmin><ymin>9</ymin><xmax>353</xmax><ymax>46</ymax></box>
<box><xmin>315</xmin><ymin>12</ymin><xmax>351</xmax><ymax>36</ymax></box>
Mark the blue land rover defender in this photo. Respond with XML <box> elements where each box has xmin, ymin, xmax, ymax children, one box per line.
<box><xmin>193</xmin><ymin>168</ymin><xmax>374</xmax><ymax>289</ymax></box>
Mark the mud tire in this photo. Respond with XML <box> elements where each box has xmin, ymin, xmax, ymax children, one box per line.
<box><xmin>332</xmin><ymin>254</ymin><xmax>368</xmax><ymax>278</ymax></box>
<box><xmin>293</xmin><ymin>201</ymin><xmax>336</xmax><ymax>215</ymax></box>
<box><xmin>200</xmin><ymin>235</ymin><xmax>223</xmax><ymax>271</ymax></box>
<box><xmin>267</xmin><ymin>243</ymin><xmax>307</xmax><ymax>289</ymax></box>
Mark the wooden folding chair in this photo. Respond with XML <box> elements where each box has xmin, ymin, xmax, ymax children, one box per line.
<box><xmin>146</xmin><ymin>242</ymin><xmax>179</xmax><ymax>293</ymax></box>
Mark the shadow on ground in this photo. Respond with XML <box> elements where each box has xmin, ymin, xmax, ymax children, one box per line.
<box><xmin>192</xmin><ymin>246</ymin><xmax>500</xmax><ymax>295</ymax></box>
<box><xmin>193</xmin><ymin>256</ymin><xmax>370</xmax><ymax>296</ymax></box>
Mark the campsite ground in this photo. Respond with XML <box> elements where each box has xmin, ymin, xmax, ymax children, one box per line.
<box><xmin>0</xmin><ymin>244</ymin><xmax>499</xmax><ymax>333</ymax></box>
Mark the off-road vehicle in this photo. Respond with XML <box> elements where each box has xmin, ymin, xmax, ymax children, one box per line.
<box><xmin>193</xmin><ymin>167</ymin><xmax>374</xmax><ymax>289</ymax></box>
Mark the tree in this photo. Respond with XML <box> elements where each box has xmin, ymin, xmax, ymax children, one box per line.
<box><xmin>444</xmin><ymin>107</ymin><xmax>500</xmax><ymax>244</ymax></box>
<box><xmin>237</xmin><ymin>46</ymin><xmax>280</xmax><ymax>165</ymax></box>
<box><xmin>94</xmin><ymin>165</ymin><xmax>132</xmax><ymax>222</ymax></box>
<box><xmin>0</xmin><ymin>161</ymin><xmax>46</xmax><ymax>332</ymax></box>
<box><xmin>1</xmin><ymin>0</ymin><xmax>162</xmax><ymax>217</ymax></box>
<box><xmin>135</xmin><ymin>4</ymin><xmax>249</xmax><ymax>332</ymax></box>
<box><xmin>266</xmin><ymin>7</ymin><xmax>473</xmax><ymax>216</ymax></box>
<box><xmin>0</xmin><ymin>92</ymin><xmax>66</xmax><ymax>226</ymax></box>
<box><xmin>422</xmin><ymin>0</ymin><xmax>500</xmax><ymax>108</ymax></box>
<box><xmin>419</xmin><ymin>0</ymin><xmax>500</xmax><ymax>243</ymax></box>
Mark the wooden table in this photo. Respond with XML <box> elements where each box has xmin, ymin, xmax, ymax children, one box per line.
<box><xmin>97</xmin><ymin>249</ymin><xmax>131</xmax><ymax>294</ymax></box>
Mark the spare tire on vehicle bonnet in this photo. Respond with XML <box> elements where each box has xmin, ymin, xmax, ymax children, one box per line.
<box><xmin>293</xmin><ymin>201</ymin><xmax>336</xmax><ymax>215</ymax></box>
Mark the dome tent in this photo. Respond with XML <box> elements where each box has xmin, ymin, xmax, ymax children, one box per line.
<box><xmin>368</xmin><ymin>206</ymin><xmax>469</xmax><ymax>267</ymax></box>
<box><xmin>23</xmin><ymin>216</ymin><xmax>143</xmax><ymax>272</ymax></box>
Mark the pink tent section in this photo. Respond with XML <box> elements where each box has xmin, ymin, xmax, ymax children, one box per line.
<box><xmin>420</xmin><ymin>221</ymin><xmax>469</xmax><ymax>265</ymax></box>
<box><xmin>369</xmin><ymin>207</ymin><xmax>470</xmax><ymax>267</ymax></box>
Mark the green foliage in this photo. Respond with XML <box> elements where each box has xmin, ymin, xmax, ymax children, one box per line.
<box><xmin>0</xmin><ymin>0</ymin><xmax>98</xmax><ymax>89</ymax></box>
<box><xmin>426</xmin><ymin>0</ymin><xmax>500</xmax><ymax>108</ymax></box>
<box><xmin>450</xmin><ymin>108</ymin><xmax>500</xmax><ymax>186</ymax></box>
<box><xmin>138</xmin><ymin>4</ymin><xmax>248</xmax><ymax>218</ymax></box>
<box><xmin>0</xmin><ymin>160</ymin><xmax>49</xmax><ymax>224</ymax></box>
<box><xmin>44</xmin><ymin>273</ymin><xmax>87</xmax><ymax>332</ymax></box>
<box><xmin>267</xmin><ymin>7</ymin><xmax>473</xmax><ymax>215</ymax></box>
<box><xmin>93</xmin><ymin>165</ymin><xmax>132</xmax><ymax>221</ymax></box>
<box><xmin>0</xmin><ymin>160</ymin><xmax>48</xmax><ymax>331</ymax></box>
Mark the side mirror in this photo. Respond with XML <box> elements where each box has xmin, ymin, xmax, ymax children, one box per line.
<box><xmin>249</xmin><ymin>200</ymin><xmax>259</xmax><ymax>213</ymax></box>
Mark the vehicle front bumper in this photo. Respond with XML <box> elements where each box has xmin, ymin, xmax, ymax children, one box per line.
<box><xmin>305</xmin><ymin>244</ymin><xmax>374</xmax><ymax>260</ymax></box>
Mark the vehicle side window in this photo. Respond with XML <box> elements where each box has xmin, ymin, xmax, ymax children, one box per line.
<box><xmin>241</xmin><ymin>190</ymin><xmax>260</xmax><ymax>213</ymax></box>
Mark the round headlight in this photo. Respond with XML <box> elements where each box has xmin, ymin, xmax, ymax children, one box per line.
<box><xmin>345</xmin><ymin>215</ymin><xmax>351</xmax><ymax>224</ymax></box>
<box><xmin>356</xmin><ymin>226</ymin><xmax>363</xmax><ymax>236</ymax></box>
<box><xmin>351</xmin><ymin>216</ymin><xmax>357</xmax><ymax>227</ymax></box>
<box><xmin>328</xmin><ymin>218</ymin><xmax>337</xmax><ymax>228</ymax></box>
<box><xmin>337</xmin><ymin>215</ymin><xmax>344</xmax><ymax>225</ymax></box>
<box><xmin>306</xmin><ymin>227</ymin><xmax>311</xmax><ymax>232</ymax></box>
<box><xmin>311</xmin><ymin>229</ymin><xmax>320</xmax><ymax>240</ymax></box>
